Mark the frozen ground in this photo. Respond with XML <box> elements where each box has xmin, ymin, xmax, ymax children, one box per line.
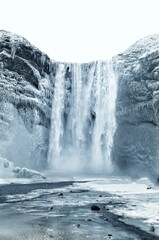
<box><xmin>0</xmin><ymin>176</ymin><xmax>159</xmax><ymax>240</ymax></box>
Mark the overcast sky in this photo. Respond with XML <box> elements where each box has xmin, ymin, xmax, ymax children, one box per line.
<box><xmin>0</xmin><ymin>0</ymin><xmax>159</xmax><ymax>62</ymax></box>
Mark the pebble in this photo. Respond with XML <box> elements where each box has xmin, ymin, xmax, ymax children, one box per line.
<box><xmin>87</xmin><ymin>218</ymin><xmax>92</xmax><ymax>222</ymax></box>
<box><xmin>108</xmin><ymin>233</ymin><xmax>112</xmax><ymax>238</ymax></box>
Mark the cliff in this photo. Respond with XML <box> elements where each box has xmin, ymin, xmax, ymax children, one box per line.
<box><xmin>113</xmin><ymin>34</ymin><xmax>159</xmax><ymax>182</ymax></box>
<box><xmin>0</xmin><ymin>30</ymin><xmax>53</xmax><ymax>169</ymax></box>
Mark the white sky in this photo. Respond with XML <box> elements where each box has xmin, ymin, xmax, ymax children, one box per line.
<box><xmin>0</xmin><ymin>0</ymin><xmax>159</xmax><ymax>62</ymax></box>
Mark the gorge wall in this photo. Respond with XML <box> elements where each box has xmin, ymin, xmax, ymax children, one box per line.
<box><xmin>0</xmin><ymin>30</ymin><xmax>159</xmax><ymax>182</ymax></box>
<box><xmin>0</xmin><ymin>30</ymin><xmax>52</xmax><ymax>170</ymax></box>
<box><xmin>113</xmin><ymin>34</ymin><xmax>159</xmax><ymax>182</ymax></box>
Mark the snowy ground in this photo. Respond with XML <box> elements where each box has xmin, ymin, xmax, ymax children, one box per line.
<box><xmin>0</xmin><ymin>176</ymin><xmax>159</xmax><ymax>240</ymax></box>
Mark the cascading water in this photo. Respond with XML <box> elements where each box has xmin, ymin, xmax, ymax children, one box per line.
<box><xmin>72</xmin><ymin>63</ymin><xmax>83</xmax><ymax>150</ymax></box>
<box><xmin>91</xmin><ymin>61</ymin><xmax>108</xmax><ymax>171</ymax></box>
<box><xmin>105</xmin><ymin>62</ymin><xmax>117</xmax><ymax>168</ymax></box>
<box><xmin>91</xmin><ymin>61</ymin><xmax>117</xmax><ymax>172</ymax></box>
<box><xmin>48</xmin><ymin>63</ymin><xmax>65</xmax><ymax>168</ymax></box>
<box><xmin>48</xmin><ymin>60</ymin><xmax>117</xmax><ymax>173</ymax></box>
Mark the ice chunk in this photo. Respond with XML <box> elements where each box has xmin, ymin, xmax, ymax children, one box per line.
<box><xmin>12</xmin><ymin>167</ymin><xmax>45</xmax><ymax>179</ymax></box>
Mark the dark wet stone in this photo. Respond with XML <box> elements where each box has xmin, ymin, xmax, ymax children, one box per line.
<box><xmin>150</xmin><ymin>225</ymin><xmax>155</xmax><ymax>232</ymax></box>
<box><xmin>48</xmin><ymin>234</ymin><xmax>53</xmax><ymax>238</ymax></box>
<box><xmin>91</xmin><ymin>111</ymin><xmax>96</xmax><ymax>120</ymax></box>
<box><xmin>58</xmin><ymin>193</ymin><xmax>63</xmax><ymax>196</ymax></box>
<box><xmin>77</xmin><ymin>224</ymin><xmax>80</xmax><ymax>228</ymax></box>
<box><xmin>91</xmin><ymin>205</ymin><xmax>100</xmax><ymax>211</ymax></box>
<box><xmin>87</xmin><ymin>219</ymin><xmax>92</xmax><ymax>222</ymax></box>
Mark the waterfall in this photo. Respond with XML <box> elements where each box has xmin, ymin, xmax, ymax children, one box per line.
<box><xmin>91</xmin><ymin>61</ymin><xmax>107</xmax><ymax>171</ymax></box>
<box><xmin>72</xmin><ymin>63</ymin><xmax>83</xmax><ymax>150</ymax></box>
<box><xmin>48</xmin><ymin>61</ymin><xmax>117</xmax><ymax>173</ymax></box>
<box><xmin>105</xmin><ymin>62</ymin><xmax>117</xmax><ymax>168</ymax></box>
<box><xmin>91</xmin><ymin>61</ymin><xmax>117</xmax><ymax>172</ymax></box>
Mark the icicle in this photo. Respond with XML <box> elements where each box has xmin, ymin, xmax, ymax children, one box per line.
<box><xmin>41</xmin><ymin>54</ymin><xmax>46</xmax><ymax>66</ymax></box>
<box><xmin>11</xmin><ymin>43</ymin><xmax>17</xmax><ymax>60</ymax></box>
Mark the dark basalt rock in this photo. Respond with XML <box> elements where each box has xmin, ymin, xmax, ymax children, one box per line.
<box><xmin>104</xmin><ymin>218</ymin><xmax>108</xmax><ymax>221</ymax></box>
<box><xmin>108</xmin><ymin>234</ymin><xmax>112</xmax><ymax>238</ymax></box>
<box><xmin>0</xmin><ymin>30</ymin><xmax>51</xmax><ymax>76</ymax></box>
<box><xmin>91</xmin><ymin>205</ymin><xmax>100</xmax><ymax>211</ymax></box>
<box><xmin>58</xmin><ymin>193</ymin><xmax>64</xmax><ymax>196</ymax></box>
<box><xmin>150</xmin><ymin>225</ymin><xmax>155</xmax><ymax>232</ymax></box>
<box><xmin>87</xmin><ymin>218</ymin><xmax>92</xmax><ymax>221</ymax></box>
<box><xmin>0</xmin><ymin>53</ymin><xmax>39</xmax><ymax>89</ymax></box>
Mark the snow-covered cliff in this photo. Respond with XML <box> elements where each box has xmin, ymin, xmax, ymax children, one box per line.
<box><xmin>0</xmin><ymin>30</ymin><xmax>53</xmax><ymax>170</ymax></box>
<box><xmin>113</xmin><ymin>34</ymin><xmax>159</xmax><ymax>183</ymax></box>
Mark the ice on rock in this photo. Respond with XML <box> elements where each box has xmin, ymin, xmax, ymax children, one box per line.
<box><xmin>0</xmin><ymin>157</ymin><xmax>13</xmax><ymax>169</ymax></box>
<box><xmin>0</xmin><ymin>30</ymin><xmax>52</xmax><ymax>171</ymax></box>
<box><xmin>12</xmin><ymin>167</ymin><xmax>45</xmax><ymax>179</ymax></box>
<box><xmin>41</xmin><ymin>54</ymin><xmax>46</xmax><ymax>66</ymax></box>
<box><xmin>113</xmin><ymin>33</ymin><xmax>159</xmax><ymax>182</ymax></box>
<box><xmin>0</xmin><ymin>157</ymin><xmax>45</xmax><ymax>179</ymax></box>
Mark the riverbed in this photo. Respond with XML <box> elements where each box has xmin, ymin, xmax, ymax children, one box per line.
<box><xmin>0</xmin><ymin>177</ymin><xmax>159</xmax><ymax>240</ymax></box>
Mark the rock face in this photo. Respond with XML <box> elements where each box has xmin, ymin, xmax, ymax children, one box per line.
<box><xmin>112</xmin><ymin>34</ymin><xmax>159</xmax><ymax>183</ymax></box>
<box><xmin>0</xmin><ymin>30</ymin><xmax>53</xmax><ymax>169</ymax></box>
